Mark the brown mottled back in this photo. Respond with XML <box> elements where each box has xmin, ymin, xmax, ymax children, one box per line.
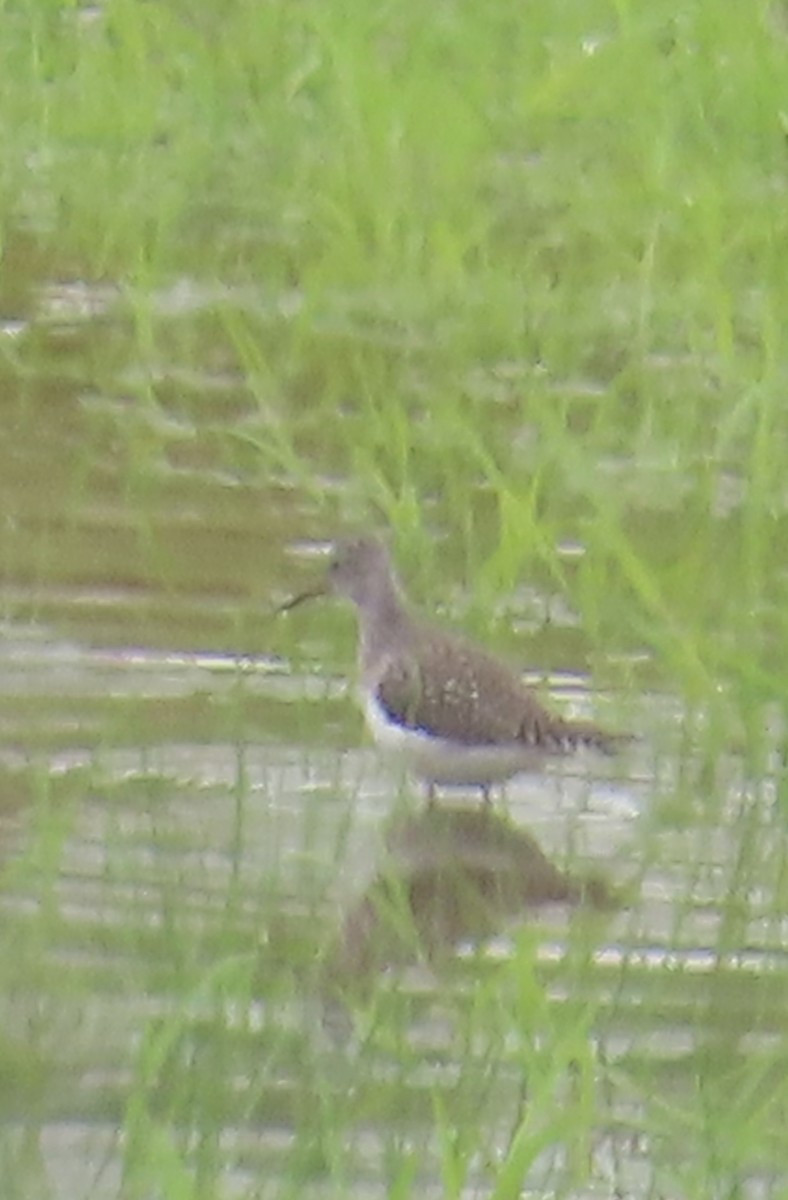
<box><xmin>375</xmin><ymin>621</ymin><xmax>620</xmax><ymax>753</ymax></box>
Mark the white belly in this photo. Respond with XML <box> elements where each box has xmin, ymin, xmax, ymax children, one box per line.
<box><xmin>363</xmin><ymin>692</ymin><xmax>546</xmax><ymax>787</ymax></box>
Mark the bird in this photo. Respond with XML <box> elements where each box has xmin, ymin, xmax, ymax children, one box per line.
<box><xmin>278</xmin><ymin>535</ymin><xmax>628</xmax><ymax>804</ymax></box>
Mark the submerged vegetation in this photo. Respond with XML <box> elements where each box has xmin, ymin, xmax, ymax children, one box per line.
<box><xmin>1</xmin><ymin>0</ymin><xmax>788</xmax><ymax>1196</ymax></box>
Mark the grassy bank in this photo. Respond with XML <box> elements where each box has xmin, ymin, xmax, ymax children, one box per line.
<box><xmin>3</xmin><ymin>1</ymin><xmax>787</xmax><ymax>687</ymax></box>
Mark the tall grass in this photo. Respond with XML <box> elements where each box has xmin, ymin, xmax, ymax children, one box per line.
<box><xmin>1</xmin><ymin>0</ymin><xmax>788</xmax><ymax>1197</ymax></box>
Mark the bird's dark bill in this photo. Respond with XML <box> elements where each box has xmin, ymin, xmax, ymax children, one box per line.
<box><xmin>276</xmin><ymin>586</ymin><xmax>327</xmax><ymax>614</ymax></box>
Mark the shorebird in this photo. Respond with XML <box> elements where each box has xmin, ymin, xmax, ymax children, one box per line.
<box><xmin>279</xmin><ymin>535</ymin><xmax>627</xmax><ymax>803</ymax></box>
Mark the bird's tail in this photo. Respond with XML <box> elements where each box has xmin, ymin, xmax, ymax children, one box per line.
<box><xmin>561</xmin><ymin>719</ymin><xmax>635</xmax><ymax>757</ymax></box>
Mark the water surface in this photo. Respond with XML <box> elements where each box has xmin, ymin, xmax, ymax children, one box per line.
<box><xmin>1</xmin><ymin>278</ymin><xmax>787</xmax><ymax>1200</ymax></box>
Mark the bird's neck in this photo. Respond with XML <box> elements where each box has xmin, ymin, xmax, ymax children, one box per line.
<box><xmin>354</xmin><ymin>579</ymin><xmax>413</xmax><ymax>677</ymax></box>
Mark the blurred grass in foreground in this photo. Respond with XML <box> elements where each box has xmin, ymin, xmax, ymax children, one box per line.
<box><xmin>1</xmin><ymin>0</ymin><xmax>788</xmax><ymax>1196</ymax></box>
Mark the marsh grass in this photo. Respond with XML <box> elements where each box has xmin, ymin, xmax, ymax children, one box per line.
<box><xmin>2</xmin><ymin>0</ymin><xmax>788</xmax><ymax>1195</ymax></box>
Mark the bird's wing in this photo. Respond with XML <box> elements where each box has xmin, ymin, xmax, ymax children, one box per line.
<box><xmin>374</xmin><ymin>630</ymin><xmax>559</xmax><ymax>746</ymax></box>
<box><xmin>374</xmin><ymin>626</ymin><xmax>625</xmax><ymax>754</ymax></box>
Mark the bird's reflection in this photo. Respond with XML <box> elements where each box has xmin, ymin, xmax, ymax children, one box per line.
<box><xmin>323</xmin><ymin>803</ymin><xmax>619</xmax><ymax>998</ymax></box>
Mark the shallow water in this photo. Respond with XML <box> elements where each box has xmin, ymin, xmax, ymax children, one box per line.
<box><xmin>1</xmin><ymin>615</ymin><xmax>786</xmax><ymax>1198</ymax></box>
<box><xmin>1</xmin><ymin>277</ymin><xmax>787</xmax><ymax>1199</ymax></box>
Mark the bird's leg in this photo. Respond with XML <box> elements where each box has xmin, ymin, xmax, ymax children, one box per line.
<box><xmin>426</xmin><ymin>782</ymin><xmax>437</xmax><ymax>807</ymax></box>
<box><xmin>481</xmin><ymin>785</ymin><xmax>492</xmax><ymax>807</ymax></box>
